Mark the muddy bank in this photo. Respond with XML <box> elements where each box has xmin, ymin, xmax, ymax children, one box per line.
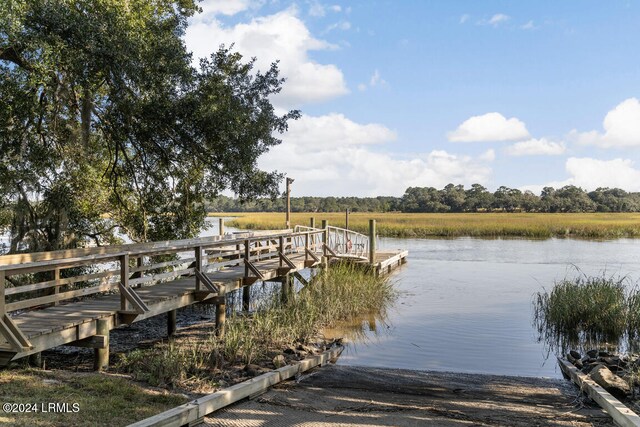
<box><xmin>201</xmin><ymin>365</ymin><xmax>614</xmax><ymax>426</ymax></box>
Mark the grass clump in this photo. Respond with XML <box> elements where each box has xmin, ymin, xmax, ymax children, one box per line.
<box><xmin>118</xmin><ymin>263</ymin><xmax>396</xmax><ymax>389</ymax></box>
<box><xmin>223</xmin><ymin>263</ymin><xmax>396</xmax><ymax>363</ymax></box>
<box><xmin>533</xmin><ymin>274</ymin><xmax>629</xmax><ymax>354</ymax></box>
<box><xmin>118</xmin><ymin>340</ymin><xmax>217</xmax><ymax>389</ymax></box>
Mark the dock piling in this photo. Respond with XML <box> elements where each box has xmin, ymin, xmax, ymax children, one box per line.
<box><xmin>168</xmin><ymin>309</ymin><xmax>177</xmax><ymax>337</ymax></box>
<box><xmin>94</xmin><ymin>319</ymin><xmax>109</xmax><ymax>371</ymax></box>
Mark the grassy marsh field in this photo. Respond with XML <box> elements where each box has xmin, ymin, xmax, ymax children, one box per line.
<box><xmin>218</xmin><ymin>212</ymin><xmax>640</xmax><ymax>239</ymax></box>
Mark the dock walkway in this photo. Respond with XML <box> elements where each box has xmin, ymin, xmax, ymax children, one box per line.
<box><xmin>0</xmin><ymin>223</ymin><xmax>407</xmax><ymax>367</ymax></box>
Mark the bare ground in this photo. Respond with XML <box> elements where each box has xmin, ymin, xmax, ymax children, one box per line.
<box><xmin>201</xmin><ymin>365</ymin><xmax>614</xmax><ymax>427</ymax></box>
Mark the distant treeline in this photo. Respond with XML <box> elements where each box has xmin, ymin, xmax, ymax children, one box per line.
<box><xmin>207</xmin><ymin>185</ymin><xmax>640</xmax><ymax>213</ymax></box>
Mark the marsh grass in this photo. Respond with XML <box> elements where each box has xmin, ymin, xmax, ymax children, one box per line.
<box><xmin>533</xmin><ymin>273</ymin><xmax>633</xmax><ymax>354</ymax></box>
<box><xmin>221</xmin><ymin>212</ymin><xmax>640</xmax><ymax>239</ymax></box>
<box><xmin>118</xmin><ymin>264</ymin><xmax>396</xmax><ymax>389</ymax></box>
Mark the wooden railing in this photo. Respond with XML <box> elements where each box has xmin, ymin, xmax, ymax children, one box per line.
<box><xmin>294</xmin><ymin>225</ymin><xmax>369</xmax><ymax>259</ymax></box>
<box><xmin>0</xmin><ymin>229</ymin><xmax>327</xmax><ymax>351</ymax></box>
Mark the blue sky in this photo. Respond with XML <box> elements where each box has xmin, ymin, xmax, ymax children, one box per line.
<box><xmin>185</xmin><ymin>0</ymin><xmax>640</xmax><ymax>196</ymax></box>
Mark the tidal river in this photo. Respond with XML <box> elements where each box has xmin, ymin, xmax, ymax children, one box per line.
<box><xmin>325</xmin><ymin>236</ymin><xmax>640</xmax><ymax>378</ymax></box>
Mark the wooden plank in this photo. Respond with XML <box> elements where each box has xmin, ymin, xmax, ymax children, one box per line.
<box><xmin>5</xmin><ymin>269</ymin><xmax>119</xmax><ymax>296</ymax></box>
<box><xmin>129</xmin><ymin>268</ymin><xmax>195</xmax><ymax>286</ymax></box>
<box><xmin>130</xmin><ymin>258</ymin><xmax>194</xmax><ymax>274</ymax></box>
<box><xmin>558</xmin><ymin>358</ymin><xmax>640</xmax><ymax>427</ymax></box>
<box><xmin>6</xmin><ymin>281</ymin><xmax>118</xmax><ymax>312</ymax></box>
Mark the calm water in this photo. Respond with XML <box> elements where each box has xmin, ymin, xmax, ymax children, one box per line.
<box><xmin>329</xmin><ymin>237</ymin><xmax>640</xmax><ymax>378</ymax></box>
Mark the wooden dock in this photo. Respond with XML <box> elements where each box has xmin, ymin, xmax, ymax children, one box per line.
<box><xmin>0</xmin><ymin>223</ymin><xmax>407</xmax><ymax>368</ymax></box>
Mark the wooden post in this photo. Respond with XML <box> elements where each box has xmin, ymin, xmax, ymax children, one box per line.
<box><xmin>29</xmin><ymin>352</ymin><xmax>42</xmax><ymax>368</ymax></box>
<box><xmin>304</xmin><ymin>232</ymin><xmax>309</xmax><ymax>262</ymax></box>
<box><xmin>195</xmin><ymin>246</ymin><xmax>202</xmax><ymax>291</ymax></box>
<box><xmin>216</xmin><ymin>286</ymin><xmax>226</xmax><ymax>338</ymax></box>
<box><xmin>94</xmin><ymin>319</ymin><xmax>109</xmax><ymax>371</ymax></box>
<box><xmin>321</xmin><ymin>220</ymin><xmax>328</xmax><ymax>258</ymax></box>
<box><xmin>285</xmin><ymin>177</ymin><xmax>294</xmax><ymax>229</ymax></box>
<box><xmin>345</xmin><ymin>208</ymin><xmax>349</xmax><ymax>230</ymax></box>
<box><xmin>219</xmin><ymin>218</ymin><xmax>225</xmax><ymax>236</ymax></box>
<box><xmin>133</xmin><ymin>257</ymin><xmax>143</xmax><ymax>288</ymax></box>
<box><xmin>244</xmin><ymin>240</ymin><xmax>250</xmax><ymax>277</ymax></box>
<box><xmin>167</xmin><ymin>310</ymin><xmax>177</xmax><ymax>337</ymax></box>
<box><xmin>309</xmin><ymin>217</ymin><xmax>315</xmax><ymax>229</ymax></box>
<box><xmin>120</xmin><ymin>254</ymin><xmax>130</xmax><ymax>311</ymax></box>
<box><xmin>242</xmin><ymin>286</ymin><xmax>250</xmax><ymax>312</ymax></box>
<box><xmin>278</xmin><ymin>236</ymin><xmax>284</xmax><ymax>267</ymax></box>
<box><xmin>369</xmin><ymin>219</ymin><xmax>376</xmax><ymax>265</ymax></box>
<box><xmin>281</xmin><ymin>274</ymin><xmax>293</xmax><ymax>304</ymax></box>
<box><xmin>0</xmin><ymin>270</ymin><xmax>6</xmax><ymax>318</ymax></box>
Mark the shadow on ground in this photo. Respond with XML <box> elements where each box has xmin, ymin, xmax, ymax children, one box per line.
<box><xmin>200</xmin><ymin>365</ymin><xmax>613</xmax><ymax>426</ymax></box>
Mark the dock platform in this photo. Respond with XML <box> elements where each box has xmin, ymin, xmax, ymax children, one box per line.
<box><xmin>0</xmin><ymin>224</ymin><xmax>407</xmax><ymax>367</ymax></box>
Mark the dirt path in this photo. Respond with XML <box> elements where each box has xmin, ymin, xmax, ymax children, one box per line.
<box><xmin>200</xmin><ymin>365</ymin><xmax>614</xmax><ymax>426</ymax></box>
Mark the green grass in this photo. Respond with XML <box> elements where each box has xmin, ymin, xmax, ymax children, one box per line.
<box><xmin>533</xmin><ymin>274</ymin><xmax>631</xmax><ymax>354</ymax></box>
<box><xmin>218</xmin><ymin>212</ymin><xmax>640</xmax><ymax>239</ymax></box>
<box><xmin>118</xmin><ymin>264</ymin><xmax>396</xmax><ymax>388</ymax></box>
<box><xmin>0</xmin><ymin>369</ymin><xmax>187</xmax><ymax>426</ymax></box>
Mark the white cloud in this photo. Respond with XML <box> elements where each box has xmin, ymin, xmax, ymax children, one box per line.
<box><xmin>369</xmin><ymin>69</ymin><xmax>385</xmax><ymax>86</ymax></box>
<box><xmin>198</xmin><ymin>0</ymin><xmax>253</xmax><ymax>16</ymax></box>
<box><xmin>489</xmin><ymin>14</ymin><xmax>510</xmax><ymax>25</ymax></box>
<box><xmin>260</xmin><ymin>114</ymin><xmax>493</xmax><ymax>196</ymax></box>
<box><xmin>460</xmin><ymin>14</ymin><xmax>470</xmax><ymax>24</ymax></box>
<box><xmin>570</xmin><ymin>98</ymin><xmax>640</xmax><ymax>148</ymax></box>
<box><xmin>308</xmin><ymin>1</ymin><xmax>325</xmax><ymax>17</ymax></box>
<box><xmin>325</xmin><ymin>21</ymin><xmax>351</xmax><ymax>32</ymax></box>
<box><xmin>478</xmin><ymin>13</ymin><xmax>510</xmax><ymax>27</ymax></box>
<box><xmin>523</xmin><ymin>157</ymin><xmax>640</xmax><ymax>193</ymax></box>
<box><xmin>447</xmin><ymin>112</ymin><xmax>530</xmax><ymax>142</ymax></box>
<box><xmin>357</xmin><ymin>83</ymin><xmax>367</xmax><ymax>91</ymax></box>
<box><xmin>184</xmin><ymin>8</ymin><xmax>349</xmax><ymax>108</ymax></box>
<box><xmin>282</xmin><ymin>113</ymin><xmax>396</xmax><ymax>151</ymax></box>
<box><xmin>520</xmin><ymin>20</ymin><xmax>536</xmax><ymax>30</ymax></box>
<box><xmin>506</xmin><ymin>138</ymin><xmax>566</xmax><ymax>156</ymax></box>
<box><xmin>329</xmin><ymin>5</ymin><xmax>342</xmax><ymax>12</ymax></box>
<box><xmin>479</xmin><ymin>149</ymin><xmax>496</xmax><ymax>161</ymax></box>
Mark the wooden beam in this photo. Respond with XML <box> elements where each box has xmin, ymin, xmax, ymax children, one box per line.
<box><xmin>0</xmin><ymin>270</ymin><xmax>4</xmax><ymax>318</ymax></box>
<box><xmin>120</xmin><ymin>254</ymin><xmax>130</xmax><ymax>311</ymax></box>
<box><xmin>0</xmin><ymin>315</ymin><xmax>32</xmax><ymax>351</ymax></box>
<box><xmin>65</xmin><ymin>335</ymin><xmax>108</xmax><ymax>349</ymax></box>
<box><xmin>194</xmin><ymin>269</ymin><xmax>219</xmax><ymax>293</ymax></box>
<box><xmin>244</xmin><ymin>259</ymin><xmax>265</xmax><ymax>280</ymax></box>
<box><xmin>558</xmin><ymin>358</ymin><xmax>640</xmax><ymax>427</ymax></box>
<box><xmin>117</xmin><ymin>284</ymin><xmax>149</xmax><ymax>315</ymax></box>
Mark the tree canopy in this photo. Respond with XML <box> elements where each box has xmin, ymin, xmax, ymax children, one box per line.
<box><xmin>207</xmin><ymin>185</ymin><xmax>640</xmax><ymax>214</ymax></box>
<box><xmin>0</xmin><ymin>0</ymin><xmax>299</xmax><ymax>253</ymax></box>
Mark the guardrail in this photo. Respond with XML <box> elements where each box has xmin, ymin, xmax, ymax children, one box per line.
<box><xmin>0</xmin><ymin>229</ymin><xmax>326</xmax><ymax>352</ymax></box>
<box><xmin>294</xmin><ymin>225</ymin><xmax>369</xmax><ymax>259</ymax></box>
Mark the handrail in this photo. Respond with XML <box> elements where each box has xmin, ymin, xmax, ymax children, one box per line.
<box><xmin>295</xmin><ymin>225</ymin><xmax>369</xmax><ymax>259</ymax></box>
<box><xmin>0</xmin><ymin>228</ymin><xmax>328</xmax><ymax>322</ymax></box>
<box><xmin>0</xmin><ymin>229</ymin><xmax>325</xmax><ymax>272</ymax></box>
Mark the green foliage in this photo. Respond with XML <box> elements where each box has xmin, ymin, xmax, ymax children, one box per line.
<box><xmin>208</xmin><ymin>184</ymin><xmax>640</xmax><ymax>215</ymax></box>
<box><xmin>0</xmin><ymin>0</ymin><xmax>298</xmax><ymax>252</ymax></box>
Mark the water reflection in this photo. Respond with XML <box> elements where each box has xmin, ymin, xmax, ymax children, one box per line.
<box><xmin>329</xmin><ymin>237</ymin><xmax>640</xmax><ymax>378</ymax></box>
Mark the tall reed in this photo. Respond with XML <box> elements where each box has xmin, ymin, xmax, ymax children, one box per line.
<box><xmin>533</xmin><ymin>274</ymin><xmax>629</xmax><ymax>354</ymax></box>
